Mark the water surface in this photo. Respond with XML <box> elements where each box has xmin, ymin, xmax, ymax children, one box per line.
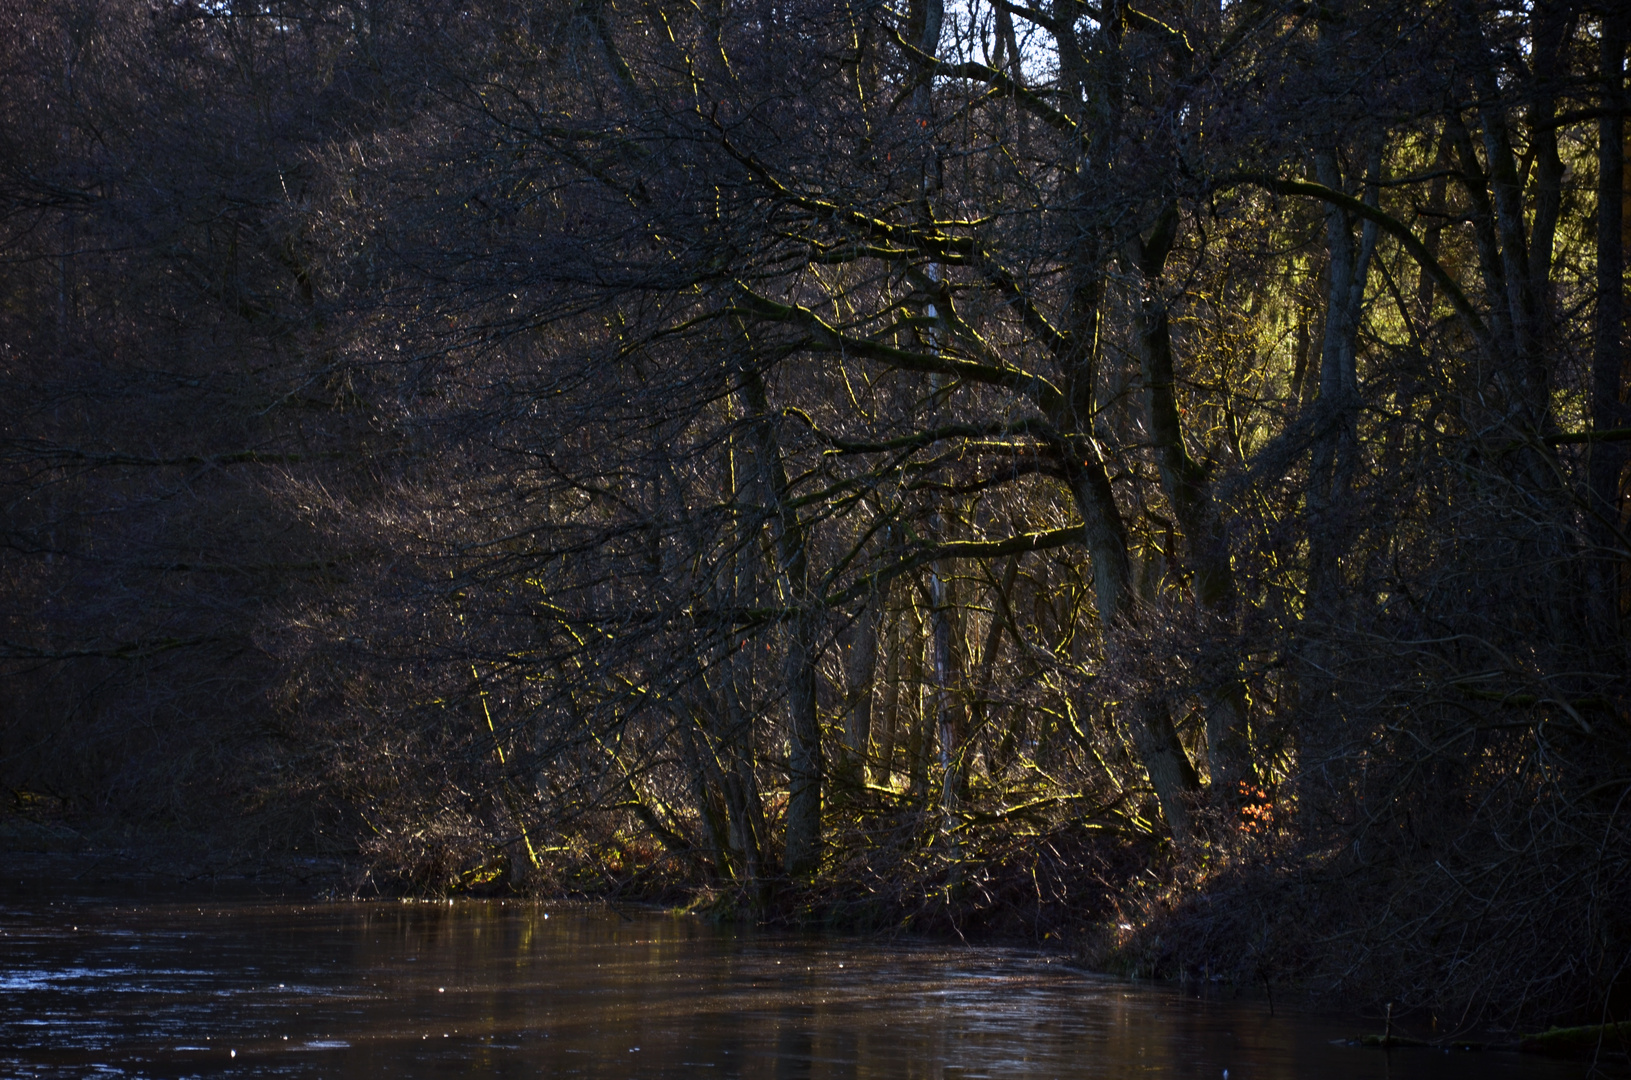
<box><xmin>0</xmin><ymin>878</ymin><xmax>1598</xmax><ymax>1078</ymax></box>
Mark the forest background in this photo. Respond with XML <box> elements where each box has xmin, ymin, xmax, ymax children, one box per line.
<box><xmin>3</xmin><ymin>0</ymin><xmax>1629</xmax><ymax>1033</ymax></box>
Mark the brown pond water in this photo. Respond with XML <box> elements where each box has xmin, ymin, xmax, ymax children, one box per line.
<box><xmin>0</xmin><ymin>878</ymin><xmax>1603</xmax><ymax>1079</ymax></box>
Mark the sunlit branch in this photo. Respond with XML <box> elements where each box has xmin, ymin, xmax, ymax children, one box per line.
<box><xmin>728</xmin><ymin>287</ymin><xmax>1065</xmax><ymax>412</ymax></box>
<box><xmin>1217</xmin><ymin>173</ymin><xmax>1493</xmax><ymax>345</ymax></box>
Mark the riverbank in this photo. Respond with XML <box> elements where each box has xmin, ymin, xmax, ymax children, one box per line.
<box><xmin>6</xmin><ymin>787</ymin><xmax>1627</xmax><ymax>1053</ymax></box>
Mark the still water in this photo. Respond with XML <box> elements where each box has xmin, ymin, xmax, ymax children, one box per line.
<box><xmin>0</xmin><ymin>882</ymin><xmax>1597</xmax><ymax>1079</ymax></box>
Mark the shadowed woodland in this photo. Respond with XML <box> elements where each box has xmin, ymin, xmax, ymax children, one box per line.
<box><xmin>2</xmin><ymin>0</ymin><xmax>1629</xmax><ymax>1031</ymax></box>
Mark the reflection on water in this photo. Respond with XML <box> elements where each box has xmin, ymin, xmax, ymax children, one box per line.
<box><xmin>0</xmin><ymin>878</ymin><xmax>1593</xmax><ymax>1079</ymax></box>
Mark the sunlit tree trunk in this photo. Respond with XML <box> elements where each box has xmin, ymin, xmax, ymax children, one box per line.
<box><xmin>873</xmin><ymin>599</ymin><xmax>904</xmax><ymax>787</ymax></box>
<box><xmin>837</xmin><ymin>587</ymin><xmax>884</xmax><ymax>794</ymax></box>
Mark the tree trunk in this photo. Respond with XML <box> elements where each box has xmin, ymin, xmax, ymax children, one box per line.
<box><xmin>1127</xmin><ymin>695</ymin><xmax>1201</xmax><ymax>846</ymax></box>
<box><xmin>737</xmin><ymin>365</ymin><xmax>823</xmax><ymax>879</ymax></box>
<box><xmin>1132</xmin><ymin>207</ymin><xmax>1249</xmax><ymax>802</ymax></box>
<box><xmin>1593</xmin><ymin>8</ymin><xmax>1627</xmax><ymax>627</ymax></box>
<box><xmin>1304</xmin><ymin>146</ymin><xmax>1377</xmax><ymax>618</ymax></box>
<box><xmin>928</xmin><ymin>561</ymin><xmax>965</xmax><ymax>814</ymax></box>
<box><xmin>837</xmin><ymin>589</ymin><xmax>883</xmax><ymax>794</ymax></box>
<box><xmin>905</xmin><ymin>598</ymin><xmax>931</xmax><ymax>801</ymax></box>
<box><xmin>1059</xmin><ymin>454</ymin><xmax>1203</xmax><ymax>842</ymax></box>
<box><xmin>968</xmin><ymin>555</ymin><xmax>1019</xmax><ymax>778</ymax></box>
<box><xmin>781</xmin><ymin>612</ymin><xmax>823</xmax><ymax>877</ymax></box>
<box><xmin>874</xmin><ymin>604</ymin><xmax>903</xmax><ymax>787</ymax></box>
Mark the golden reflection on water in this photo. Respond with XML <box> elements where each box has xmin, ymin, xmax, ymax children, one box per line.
<box><xmin>0</xmin><ymin>891</ymin><xmax>1592</xmax><ymax>1079</ymax></box>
